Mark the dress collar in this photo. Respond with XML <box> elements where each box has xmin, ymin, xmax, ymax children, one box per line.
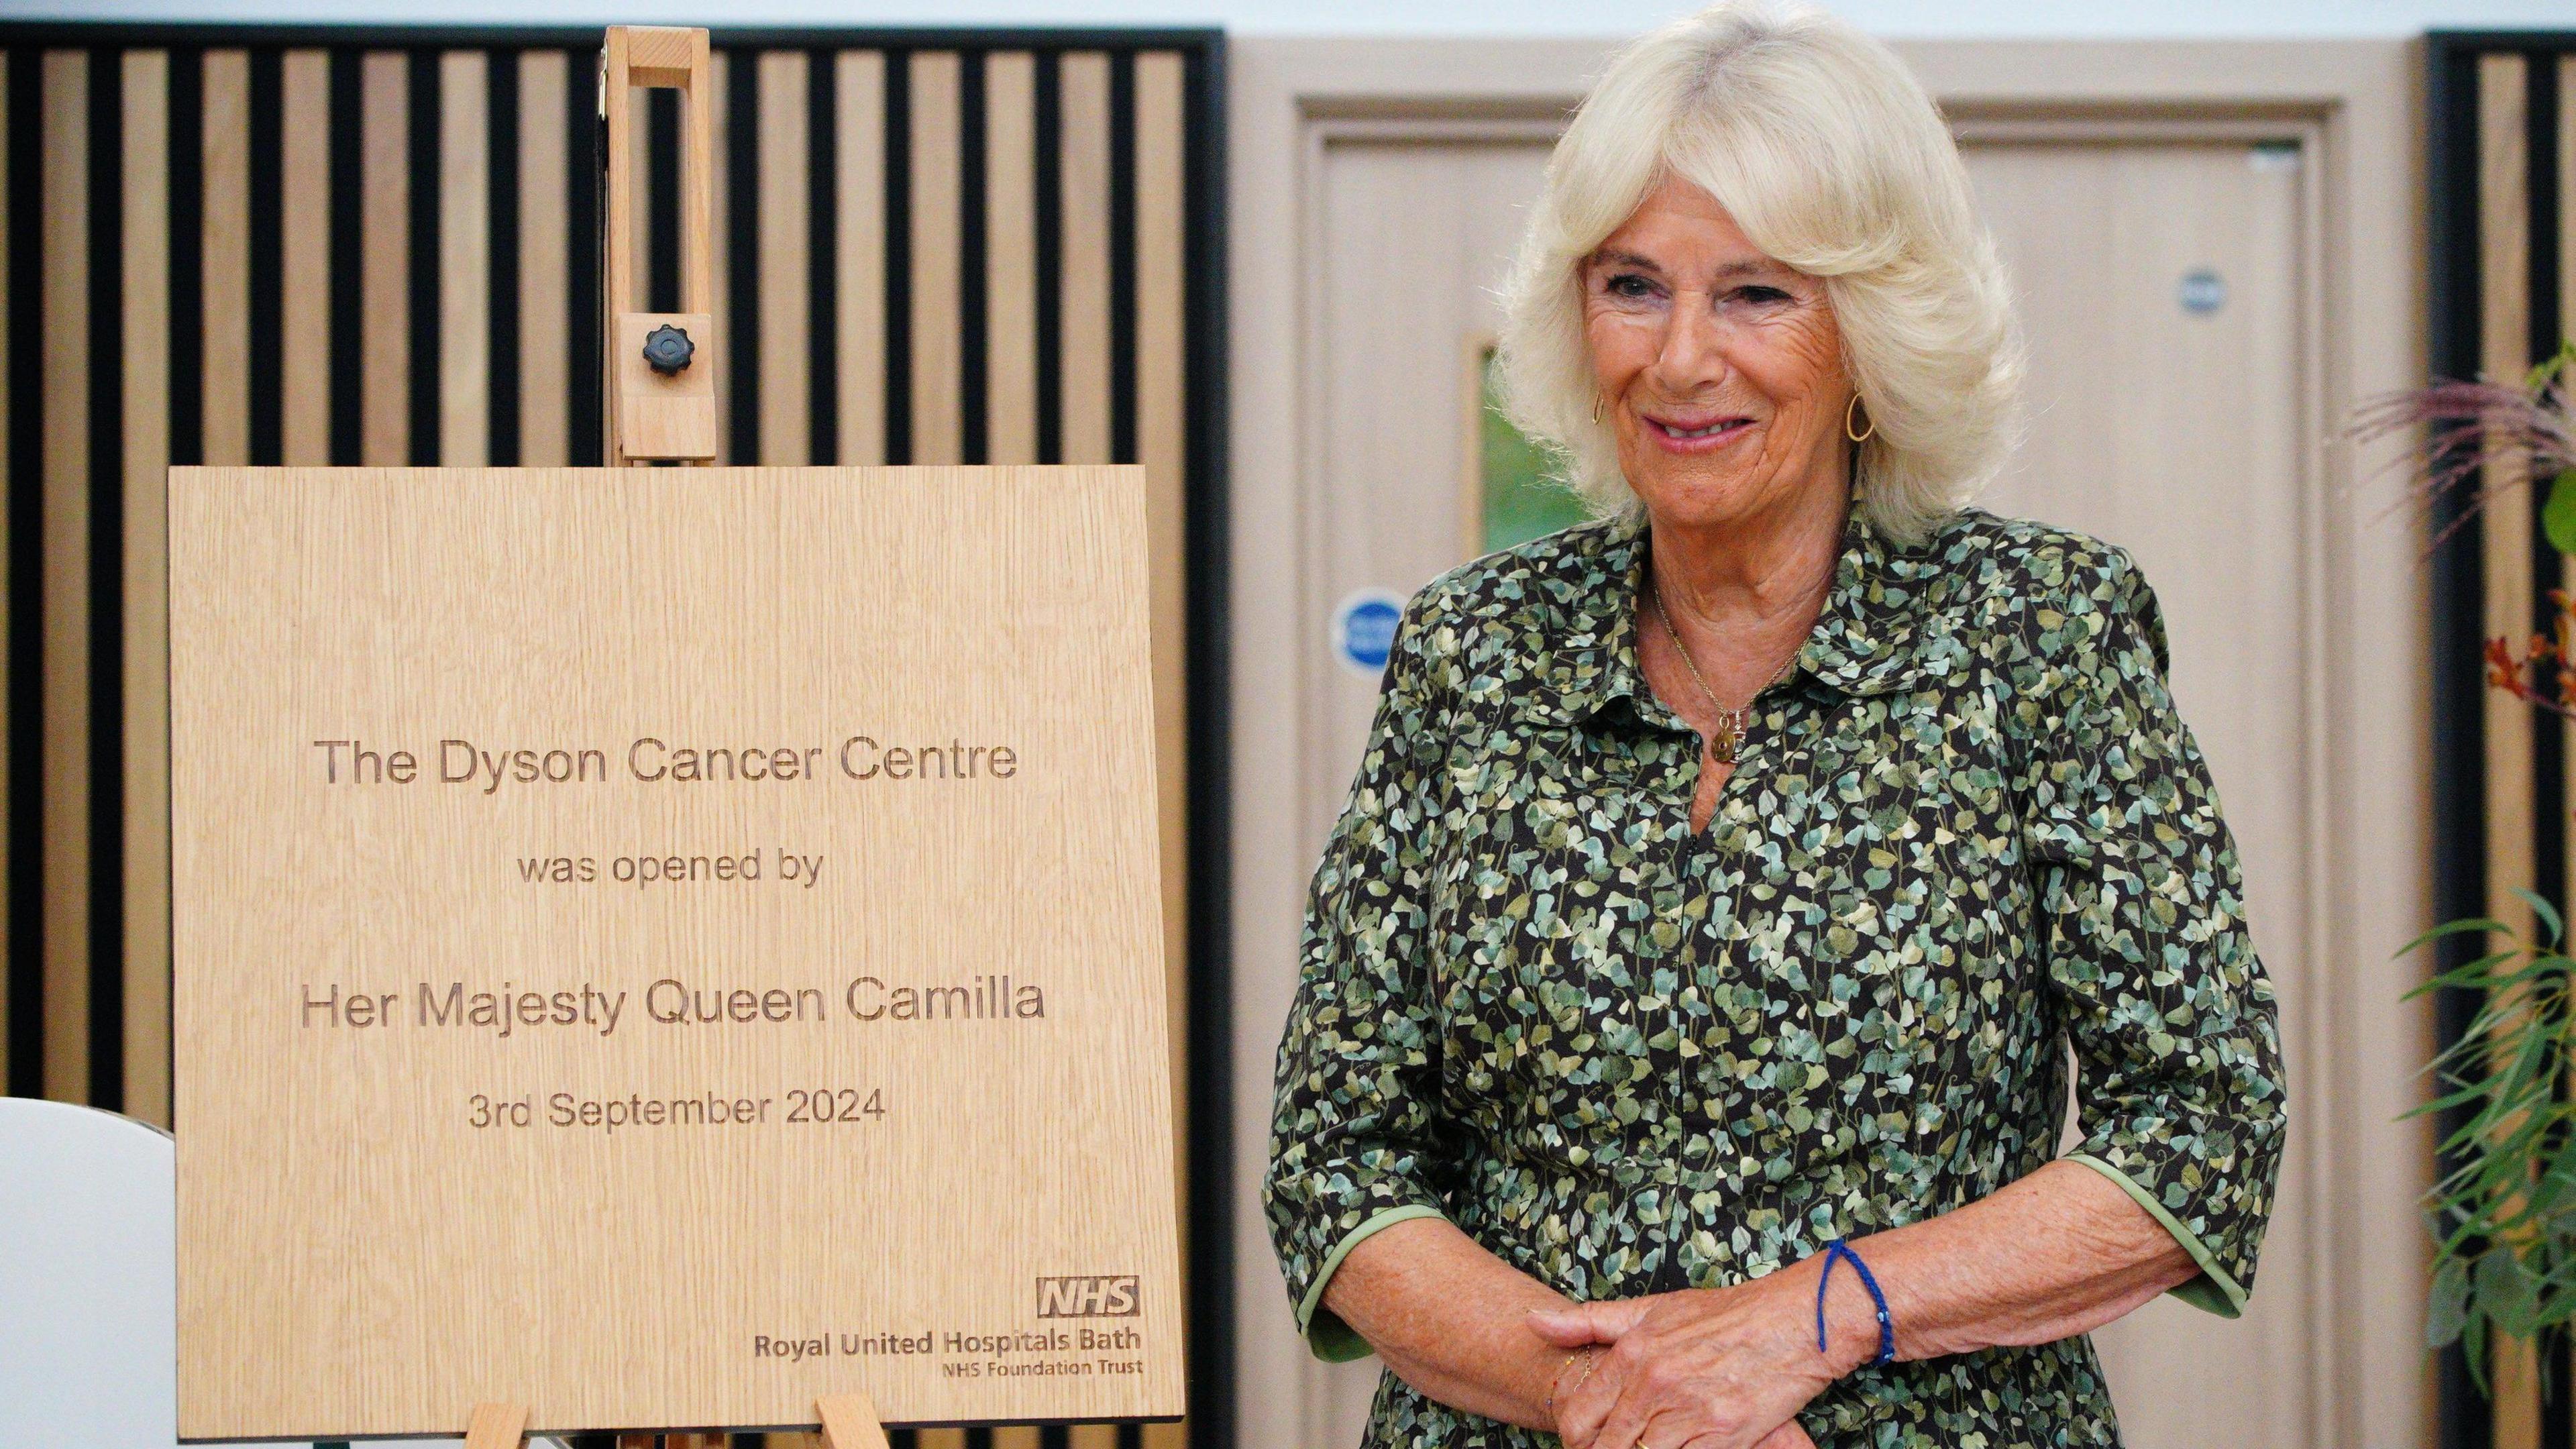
<box><xmin>1538</xmin><ymin>502</ymin><xmax>1937</xmax><ymax>728</ymax></box>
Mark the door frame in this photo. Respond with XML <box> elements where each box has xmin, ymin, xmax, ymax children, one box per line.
<box><xmin>1228</xmin><ymin>36</ymin><xmax>2424</xmax><ymax>1449</ymax></box>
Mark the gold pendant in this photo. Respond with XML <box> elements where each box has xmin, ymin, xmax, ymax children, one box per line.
<box><xmin>1711</xmin><ymin>706</ymin><xmax>1752</xmax><ymax>766</ymax></box>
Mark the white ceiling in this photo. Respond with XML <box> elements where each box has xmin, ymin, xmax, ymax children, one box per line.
<box><xmin>2</xmin><ymin>0</ymin><xmax>2571</xmax><ymax>36</ymax></box>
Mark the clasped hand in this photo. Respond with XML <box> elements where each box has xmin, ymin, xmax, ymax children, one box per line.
<box><xmin>1530</xmin><ymin>1271</ymin><xmax>1840</xmax><ymax>1449</ymax></box>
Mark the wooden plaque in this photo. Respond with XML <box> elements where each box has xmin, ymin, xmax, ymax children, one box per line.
<box><xmin>168</xmin><ymin>466</ymin><xmax>1185</xmax><ymax>1440</ymax></box>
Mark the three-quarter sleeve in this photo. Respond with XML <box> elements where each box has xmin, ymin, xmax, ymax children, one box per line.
<box><xmin>1264</xmin><ymin>598</ymin><xmax>1460</xmax><ymax>1362</ymax></box>
<box><xmin>2017</xmin><ymin>546</ymin><xmax>2288</xmax><ymax>1317</ymax></box>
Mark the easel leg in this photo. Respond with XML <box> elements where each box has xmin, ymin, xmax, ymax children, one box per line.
<box><xmin>464</xmin><ymin>1402</ymin><xmax>530</xmax><ymax>1449</ymax></box>
<box><xmin>818</xmin><ymin>1393</ymin><xmax>894</xmax><ymax>1449</ymax></box>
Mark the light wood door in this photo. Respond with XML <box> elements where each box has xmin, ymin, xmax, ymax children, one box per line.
<box><xmin>1286</xmin><ymin>125</ymin><xmax>2316</xmax><ymax>1449</ymax></box>
<box><xmin>1966</xmin><ymin>135</ymin><xmax>2312</xmax><ymax>1449</ymax></box>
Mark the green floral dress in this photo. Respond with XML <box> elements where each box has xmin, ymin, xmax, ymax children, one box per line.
<box><xmin>1263</xmin><ymin>506</ymin><xmax>2286</xmax><ymax>1448</ymax></box>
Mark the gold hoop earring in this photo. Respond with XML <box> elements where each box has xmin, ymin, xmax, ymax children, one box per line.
<box><xmin>1845</xmin><ymin>394</ymin><xmax>1875</xmax><ymax>443</ymax></box>
<box><xmin>1592</xmin><ymin>394</ymin><xmax>1607</xmax><ymax>425</ymax></box>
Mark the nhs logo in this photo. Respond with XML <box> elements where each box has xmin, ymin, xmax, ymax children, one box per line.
<box><xmin>1036</xmin><ymin>1275</ymin><xmax>1141</xmax><ymax>1318</ymax></box>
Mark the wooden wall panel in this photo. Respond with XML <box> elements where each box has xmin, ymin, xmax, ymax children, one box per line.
<box><xmin>199</xmin><ymin>50</ymin><xmax>248</xmax><ymax>467</ymax></box>
<box><xmin>2477</xmin><ymin>51</ymin><xmax>2541</xmax><ymax>1449</ymax></box>
<box><xmin>517</xmin><ymin>50</ymin><xmax>568</xmax><ymax>466</ymax></box>
<box><xmin>909</xmin><ymin>51</ymin><xmax>962</xmax><ymax>466</ymax></box>
<box><xmin>359</xmin><ymin>52</ymin><xmax>406</xmax><ymax>465</ymax></box>
<box><xmin>278</xmin><ymin>50</ymin><xmax>325</xmax><ymax>465</ymax></box>
<box><xmin>757</xmin><ymin>48</ymin><xmax>809</xmax><ymax>466</ymax></box>
<box><xmin>38</xmin><ymin>48</ymin><xmax>87</xmax><ymax>1105</ymax></box>
<box><xmin>986</xmin><ymin>51</ymin><xmax>1037</xmax><ymax>466</ymax></box>
<box><xmin>1</xmin><ymin>55</ymin><xmax>13</xmax><ymax>1093</ymax></box>
<box><xmin>1133</xmin><ymin>62</ymin><xmax>1192</xmax><ymax>1449</ymax></box>
<box><xmin>708</xmin><ymin>48</ymin><xmax>729</xmax><ymax>462</ymax></box>
<box><xmin>0</xmin><ymin>24</ymin><xmax>1222</xmax><ymax>1446</ymax></box>
<box><xmin>439</xmin><ymin>50</ymin><xmax>488</xmax><ymax>466</ymax></box>
<box><xmin>1059</xmin><ymin>52</ymin><xmax>1112</xmax><ymax>466</ymax></box>
<box><xmin>2431</xmin><ymin>32</ymin><xmax>2576</xmax><ymax>1449</ymax></box>
<box><xmin>835</xmin><ymin>49</ymin><xmax>884</xmax><ymax>466</ymax></box>
<box><xmin>119</xmin><ymin>47</ymin><xmax>169</xmax><ymax>1127</ymax></box>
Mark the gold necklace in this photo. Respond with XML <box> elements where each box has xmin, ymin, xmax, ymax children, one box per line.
<box><xmin>1648</xmin><ymin>575</ymin><xmax>1798</xmax><ymax>765</ymax></box>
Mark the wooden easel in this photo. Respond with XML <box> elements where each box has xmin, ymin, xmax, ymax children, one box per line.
<box><xmin>600</xmin><ymin>23</ymin><xmax>718</xmax><ymax>467</ymax></box>
<box><xmin>458</xmin><ymin>28</ymin><xmax>883</xmax><ymax>1449</ymax></box>
<box><xmin>455</xmin><ymin>1393</ymin><xmax>888</xmax><ymax>1449</ymax></box>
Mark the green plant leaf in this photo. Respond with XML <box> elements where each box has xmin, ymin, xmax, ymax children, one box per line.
<box><xmin>2544</xmin><ymin>470</ymin><xmax>2576</xmax><ymax>555</ymax></box>
<box><xmin>2430</xmin><ymin>1256</ymin><xmax>2472</xmax><ymax>1347</ymax></box>
<box><xmin>2397</xmin><ymin>918</ymin><xmax>2514</xmax><ymax>957</ymax></box>
<box><xmin>2521</xmin><ymin>888</ymin><xmax>2568</xmax><ymax>947</ymax></box>
<box><xmin>2526</xmin><ymin>339</ymin><xmax>2576</xmax><ymax>393</ymax></box>
<box><xmin>2480</xmin><ymin>1245</ymin><xmax>2544</xmax><ymax>1337</ymax></box>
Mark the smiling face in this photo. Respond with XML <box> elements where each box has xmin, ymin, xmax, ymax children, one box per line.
<box><xmin>1582</xmin><ymin>176</ymin><xmax>1854</xmax><ymax>535</ymax></box>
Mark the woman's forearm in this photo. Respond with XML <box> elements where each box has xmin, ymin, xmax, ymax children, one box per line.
<box><xmin>1829</xmin><ymin>1160</ymin><xmax>2198</xmax><ymax>1366</ymax></box>
<box><xmin>1320</xmin><ymin>1216</ymin><xmax>1587</xmax><ymax>1430</ymax></box>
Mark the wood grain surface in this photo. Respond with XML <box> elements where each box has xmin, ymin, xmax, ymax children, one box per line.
<box><xmin>439</xmin><ymin>50</ymin><xmax>490</xmax><ymax>467</ymax></box>
<box><xmin>1056</xmin><ymin>54</ymin><xmax>1110</xmax><ymax>468</ymax></box>
<box><xmin>832</xmin><ymin>50</ymin><xmax>885</xmax><ymax>466</ymax></box>
<box><xmin>40</xmin><ymin>48</ymin><xmax>89</xmax><ymax>1104</ymax></box>
<box><xmin>516</xmin><ymin>50</ymin><xmax>570</xmax><ymax>467</ymax></box>
<box><xmin>757</xmin><ymin>49</ymin><xmax>810</xmax><ymax>466</ymax></box>
<box><xmin>170</xmin><ymin>465</ymin><xmax>1185</xmax><ymax>1438</ymax></box>
<box><xmin>360</xmin><ymin>50</ymin><xmax>409</xmax><ymax>466</ymax></box>
<box><xmin>121</xmin><ymin>47</ymin><xmax>174</xmax><ymax>1126</ymax></box>
<box><xmin>199</xmin><ymin>49</ymin><xmax>250</xmax><ymax>468</ymax></box>
<box><xmin>280</xmin><ymin>50</ymin><xmax>328</xmax><ymax>465</ymax></box>
<box><xmin>908</xmin><ymin>53</ymin><xmax>962</xmax><ymax>466</ymax></box>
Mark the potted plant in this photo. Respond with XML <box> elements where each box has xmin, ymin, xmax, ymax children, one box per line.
<box><xmin>2359</xmin><ymin>341</ymin><xmax>2576</xmax><ymax>1383</ymax></box>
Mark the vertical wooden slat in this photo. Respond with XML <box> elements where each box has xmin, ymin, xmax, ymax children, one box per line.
<box><xmin>680</xmin><ymin>30</ymin><xmax>714</xmax><ymax>316</ymax></box>
<box><xmin>914</xmin><ymin>1431</ymin><xmax>966</xmax><ymax>1449</ymax></box>
<box><xmin>1058</xmin><ymin>52</ymin><xmax>1112</xmax><ymax>466</ymax></box>
<box><xmin>2561</xmin><ymin>56</ymin><xmax>2576</xmax><ymax>1449</ymax></box>
<box><xmin>1136</xmin><ymin>54</ymin><xmax>1190</xmax><ymax>1449</ymax></box>
<box><xmin>835</xmin><ymin>50</ymin><xmax>884</xmax><ymax>466</ymax></box>
<box><xmin>201</xmin><ymin>51</ymin><xmax>249</xmax><ymax>467</ymax></box>
<box><xmin>632</xmin><ymin>80</ymin><xmax>653</xmax><ymax>310</ymax></box>
<box><xmin>0</xmin><ymin>56</ymin><xmax>12</xmax><ymax>1094</ymax></box>
<box><xmin>708</xmin><ymin>49</ymin><xmax>730</xmax><ymax>462</ymax></box>
<box><xmin>908</xmin><ymin>52</ymin><xmax>961</xmax><ymax>466</ymax></box>
<box><xmin>2563</xmin><ymin>57</ymin><xmax>2576</xmax><ymax>1002</ymax></box>
<box><xmin>989</xmin><ymin>1429</ymin><xmax>1040</xmax><ymax>1449</ymax></box>
<box><xmin>985</xmin><ymin>52</ymin><xmax>1037</xmax><ymax>466</ymax></box>
<box><xmin>2477</xmin><ymin>50</ymin><xmax>2540</xmax><ymax>1449</ymax></box>
<box><xmin>519</xmin><ymin>50</ymin><xmax>569</xmax><ymax>466</ymax></box>
<box><xmin>1066</xmin><ymin>1426</ymin><xmax>1119</xmax><ymax>1449</ymax></box>
<box><xmin>280</xmin><ymin>50</ymin><xmax>328</xmax><ymax>465</ymax></box>
<box><xmin>121</xmin><ymin>48</ymin><xmax>172</xmax><ymax>1126</ymax></box>
<box><xmin>38</xmin><ymin>48</ymin><xmax>88</xmax><ymax>1105</ymax></box>
<box><xmin>2563</xmin><ymin>58</ymin><xmax>2576</xmax><ymax>363</ymax></box>
<box><xmin>757</xmin><ymin>48</ymin><xmax>810</xmax><ymax>466</ymax></box>
<box><xmin>601</xmin><ymin>28</ymin><xmax>632</xmax><ymax>461</ymax></box>
<box><xmin>358</xmin><ymin>52</ymin><xmax>407</xmax><ymax>466</ymax></box>
<box><xmin>439</xmin><ymin>50</ymin><xmax>488</xmax><ymax>466</ymax></box>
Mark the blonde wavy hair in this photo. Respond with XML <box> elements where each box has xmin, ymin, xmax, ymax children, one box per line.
<box><xmin>1495</xmin><ymin>1</ymin><xmax>2021</xmax><ymax>543</ymax></box>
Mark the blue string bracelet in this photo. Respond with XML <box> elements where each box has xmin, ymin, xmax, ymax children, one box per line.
<box><xmin>1815</xmin><ymin>1238</ymin><xmax>1895</xmax><ymax>1367</ymax></box>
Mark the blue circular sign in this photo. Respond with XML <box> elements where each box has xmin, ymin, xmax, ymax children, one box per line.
<box><xmin>1333</xmin><ymin>590</ymin><xmax>1406</xmax><ymax>673</ymax></box>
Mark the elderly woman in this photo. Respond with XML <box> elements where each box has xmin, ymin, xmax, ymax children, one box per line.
<box><xmin>1262</xmin><ymin>5</ymin><xmax>2286</xmax><ymax>1448</ymax></box>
